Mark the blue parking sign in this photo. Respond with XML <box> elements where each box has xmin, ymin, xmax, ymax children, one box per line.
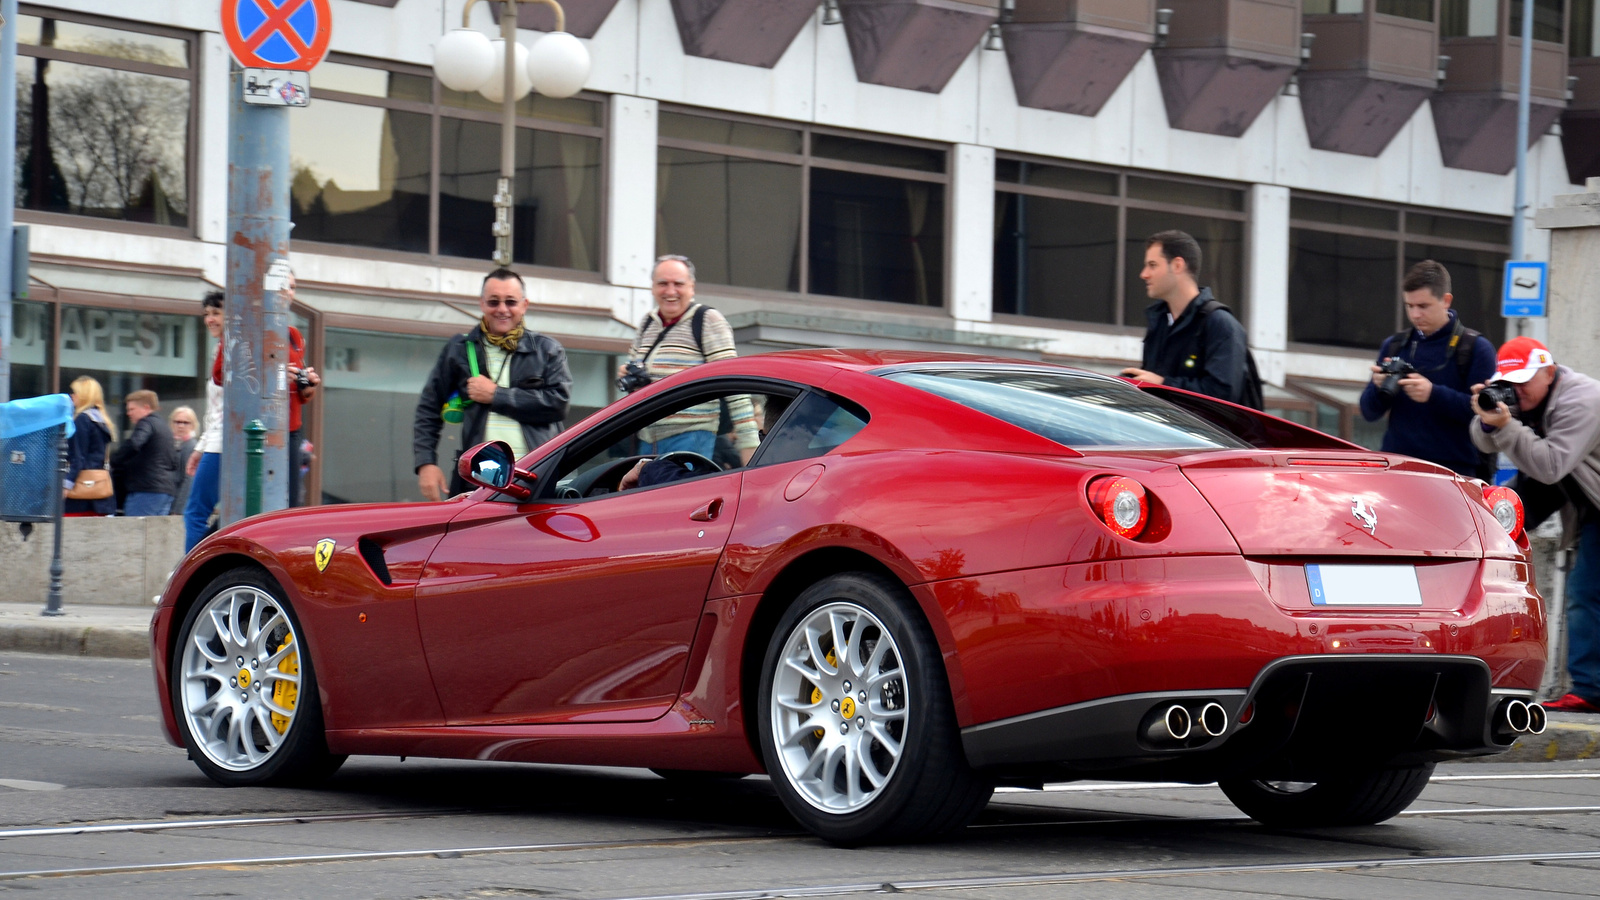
<box><xmin>1502</xmin><ymin>260</ymin><xmax>1548</xmax><ymax>318</ymax></box>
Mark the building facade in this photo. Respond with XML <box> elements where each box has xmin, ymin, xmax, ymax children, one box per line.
<box><xmin>9</xmin><ymin>0</ymin><xmax>1594</xmax><ymax>504</ymax></box>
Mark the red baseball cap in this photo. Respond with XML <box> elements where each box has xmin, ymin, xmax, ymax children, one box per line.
<box><xmin>1496</xmin><ymin>337</ymin><xmax>1555</xmax><ymax>384</ymax></box>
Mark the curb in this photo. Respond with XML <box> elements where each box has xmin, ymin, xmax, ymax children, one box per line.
<box><xmin>1490</xmin><ymin>721</ymin><xmax>1600</xmax><ymax>763</ymax></box>
<box><xmin>0</xmin><ymin>622</ymin><xmax>149</xmax><ymax>659</ymax></box>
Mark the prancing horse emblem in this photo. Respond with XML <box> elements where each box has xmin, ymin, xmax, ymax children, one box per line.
<box><xmin>314</xmin><ymin>538</ymin><xmax>335</xmax><ymax>572</ymax></box>
<box><xmin>1351</xmin><ymin>498</ymin><xmax>1377</xmax><ymax>535</ymax></box>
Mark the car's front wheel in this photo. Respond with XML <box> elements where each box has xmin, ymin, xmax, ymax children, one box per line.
<box><xmin>757</xmin><ymin>573</ymin><xmax>992</xmax><ymax>845</ymax></box>
<box><xmin>1219</xmin><ymin>763</ymin><xmax>1435</xmax><ymax>827</ymax></box>
<box><xmin>172</xmin><ymin>566</ymin><xmax>345</xmax><ymax>786</ymax></box>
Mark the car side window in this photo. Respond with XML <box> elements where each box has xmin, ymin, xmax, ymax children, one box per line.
<box><xmin>755</xmin><ymin>392</ymin><xmax>868</xmax><ymax>467</ymax></box>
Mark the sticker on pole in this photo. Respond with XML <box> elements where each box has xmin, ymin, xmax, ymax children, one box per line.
<box><xmin>243</xmin><ymin>68</ymin><xmax>310</xmax><ymax>106</ymax></box>
<box><xmin>263</xmin><ymin>258</ymin><xmax>293</xmax><ymax>293</ymax></box>
<box><xmin>1501</xmin><ymin>260</ymin><xmax>1548</xmax><ymax>318</ymax></box>
<box><xmin>221</xmin><ymin>0</ymin><xmax>332</xmax><ymax>71</ymax></box>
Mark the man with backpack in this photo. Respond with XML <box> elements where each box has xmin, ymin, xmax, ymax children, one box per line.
<box><xmin>1359</xmin><ymin>260</ymin><xmax>1497</xmax><ymax>479</ymax></box>
<box><xmin>619</xmin><ymin>254</ymin><xmax>760</xmax><ymax>464</ymax></box>
<box><xmin>1121</xmin><ymin>230</ymin><xmax>1262</xmax><ymax>409</ymax></box>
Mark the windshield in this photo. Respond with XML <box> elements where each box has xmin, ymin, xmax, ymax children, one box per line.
<box><xmin>882</xmin><ymin>367</ymin><xmax>1249</xmax><ymax>451</ymax></box>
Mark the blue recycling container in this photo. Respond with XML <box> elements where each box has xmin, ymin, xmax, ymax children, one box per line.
<box><xmin>0</xmin><ymin>395</ymin><xmax>74</xmax><ymax>523</ymax></box>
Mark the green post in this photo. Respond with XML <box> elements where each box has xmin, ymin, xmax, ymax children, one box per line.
<box><xmin>244</xmin><ymin>419</ymin><xmax>266</xmax><ymax>517</ymax></box>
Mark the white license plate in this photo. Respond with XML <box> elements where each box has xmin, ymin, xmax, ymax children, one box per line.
<box><xmin>1305</xmin><ymin>564</ymin><xmax>1423</xmax><ymax>607</ymax></box>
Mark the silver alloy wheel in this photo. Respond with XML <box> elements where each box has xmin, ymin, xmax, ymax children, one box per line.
<box><xmin>769</xmin><ymin>601</ymin><xmax>908</xmax><ymax>813</ymax></box>
<box><xmin>179</xmin><ymin>586</ymin><xmax>302</xmax><ymax>772</ymax></box>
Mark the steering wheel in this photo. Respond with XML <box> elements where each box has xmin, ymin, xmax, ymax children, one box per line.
<box><xmin>657</xmin><ymin>451</ymin><xmax>721</xmax><ymax>476</ymax></box>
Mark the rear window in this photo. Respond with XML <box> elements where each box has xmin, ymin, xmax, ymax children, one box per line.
<box><xmin>882</xmin><ymin>368</ymin><xmax>1250</xmax><ymax>450</ymax></box>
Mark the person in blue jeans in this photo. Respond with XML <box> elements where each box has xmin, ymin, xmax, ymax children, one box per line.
<box><xmin>184</xmin><ymin>291</ymin><xmax>226</xmax><ymax>551</ymax></box>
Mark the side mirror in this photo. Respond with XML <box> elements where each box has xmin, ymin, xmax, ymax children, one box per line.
<box><xmin>457</xmin><ymin>441</ymin><xmax>534</xmax><ymax>501</ymax></box>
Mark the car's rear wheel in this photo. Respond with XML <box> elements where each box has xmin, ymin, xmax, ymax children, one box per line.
<box><xmin>757</xmin><ymin>572</ymin><xmax>992</xmax><ymax>845</ymax></box>
<box><xmin>172</xmin><ymin>566</ymin><xmax>345</xmax><ymax>786</ymax></box>
<box><xmin>1218</xmin><ymin>763</ymin><xmax>1434</xmax><ymax>827</ymax></box>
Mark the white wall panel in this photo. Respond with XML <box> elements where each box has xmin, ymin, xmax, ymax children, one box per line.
<box><xmin>635</xmin><ymin>0</ymin><xmax>815</xmax><ymax>120</ymax></box>
<box><xmin>605</xmin><ymin>94</ymin><xmax>659</xmax><ymax>290</ymax></box>
<box><xmin>949</xmin><ymin>144</ymin><xmax>995</xmax><ymax>323</ymax></box>
<box><xmin>810</xmin><ymin>18</ymin><xmax>982</xmax><ymax>145</ymax></box>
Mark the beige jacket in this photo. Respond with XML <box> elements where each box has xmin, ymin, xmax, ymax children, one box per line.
<box><xmin>1470</xmin><ymin>365</ymin><xmax>1600</xmax><ymax>550</ymax></box>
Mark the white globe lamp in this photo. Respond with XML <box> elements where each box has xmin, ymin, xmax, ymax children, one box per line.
<box><xmin>527</xmin><ymin>32</ymin><xmax>591</xmax><ymax>99</ymax></box>
<box><xmin>480</xmin><ymin>39</ymin><xmax>534</xmax><ymax>103</ymax></box>
<box><xmin>433</xmin><ymin>28</ymin><xmax>495</xmax><ymax>93</ymax></box>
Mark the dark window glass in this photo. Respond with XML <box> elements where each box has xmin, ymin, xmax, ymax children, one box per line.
<box><xmin>439</xmin><ymin>87</ymin><xmax>602</xmax><ymax>126</ymax></box>
<box><xmin>1441</xmin><ymin>0</ymin><xmax>1499</xmax><ymax>34</ymax></box>
<box><xmin>14</xmin><ymin>59</ymin><xmax>190</xmax><ymax>226</ymax></box>
<box><xmin>291</xmin><ymin>101</ymin><xmax>430</xmax><ymax>254</ymax></box>
<box><xmin>1573</xmin><ymin>0</ymin><xmax>1595</xmax><ymax>55</ymax></box>
<box><xmin>757</xmin><ymin>392</ymin><xmax>869</xmax><ymax>466</ymax></box>
<box><xmin>1124</xmin><ymin>210</ymin><xmax>1244</xmax><ymax>326</ymax></box>
<box><xmin>1405</xmin><ymin>212</ymin><xmax>1508</xmax><ymax>244</ymax></box>
<box><xmin>437</xmin><ymin>120</ymin><xmax>601</xmax><ymax>269</ymax></box>
<box><xmin>1510</xmin><ymin>0</ymin><xmax>1566</xmax><ymax>40</ymax></box>
<box><xmin>1015</xmin><ymin>161</ymin><xmax>1117</xmax><ymax>195</ymax></box>
<box><xmin>810</xmin><ymin>169</ymin><xmax>943</xmax><ymax>306</ymax></box>
<box><xmin>883</xmin><ymin>368</ymin><xmax>1248</xmax><ymax>450</ymax></box>
<box><xmin>58</xmin><ymin>305</ymin><xmax>208</xmax><ymax>436</ymax></box>
<box><xmin>1291</xmin><ymin>197</ymin><xmax>1399</xmax><ymax>230</ymax></box>
<box><xmin>8</xmin><ymin>300</ymin><xmax>53</xmax><ymax>400</ymax></box>
<box><xmin>1378</xmin><ymin>0</ymin><xmax>1435</xmax><ymax>19</ymax></box>
<box><xmin>811</xmin><ymin>134</ymin><xmax>944</xmax><ymax>172</ymax></box>
<box><xmin>657</xmin><ymin>147</ymin><xmax>802</xmax><ymax>291</ymax></box>
<box><xmin>1128</xmin><ymin>176</ymin><xmax>1244</xmax><ymax>211</ymax></box>
<box><xmin>1404</xmin><ymin>244</ymin><xmax>1507</xmax><ymax>346</ymax></box>
<box><xmin>18</xmin><ymin>15</ymin><xmax>188</xmax><ymax>66</ymax></box>
<box><xmin>659</xmin><ymin>112</ymin><xmax>802</xmax><ymax>153</ymax></box>
<box><xmin>1288</xmin><ymin>229</ymin><xmax>1399</xmax><ymax>348</ymax></box>
<box><xmin>993</xmin><ymin>193</ymin><xmax>1117</xmax><ymax>322</ymax></box>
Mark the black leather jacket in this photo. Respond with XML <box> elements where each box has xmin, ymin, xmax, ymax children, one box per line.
<box><xmin>413</xmin><ymin>325</ymin><xmax>572</xmax><ymax>473</ymax></box>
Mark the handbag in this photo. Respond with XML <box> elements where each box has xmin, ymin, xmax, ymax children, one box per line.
<box><xmin>67</xmin><ymin>468</ymin><xmax>113</xmax><ymax>501</ymax></box>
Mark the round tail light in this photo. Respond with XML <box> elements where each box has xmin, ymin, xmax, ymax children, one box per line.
<box><xmin>1482</xmin><ymin>485</ymin><xmax>1524</xmax><ymax>540</ymax></box>
<box><xmin>1088</xmin><ymin>476</ymin><xmax>1149</xmax><ymax>539</ymax></box>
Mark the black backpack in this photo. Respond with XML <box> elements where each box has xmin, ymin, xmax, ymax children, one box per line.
<box><xmin>1191</xmin><ymin>299</ymin><xmax>1265</xmax><ymax>411</ymax></box>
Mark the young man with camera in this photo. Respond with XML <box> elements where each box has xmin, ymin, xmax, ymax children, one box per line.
<box><xmin>1471</xmin><ymin>338</ymin><xmax>1600</xmax><ymax>713</ymax></box>
<box><xmin>412</xmin><ymin>268</ymin><xmax>573</xmax><ymax>501</ymax></box>
<box><xmin>619</xmin><ymin>255</ymin><xmax>759</xmax><ymax>464</ymax></box>
<box><xmin>1358</xmin><ymin>260</ymin><xmax>1497</xmax><ymax>478</ymax></box>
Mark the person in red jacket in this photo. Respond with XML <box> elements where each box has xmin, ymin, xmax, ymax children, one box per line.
<box><xmin>284</xmin><ymin>272</ymin><xmax>321</xmax><ymax>507</ymax></box>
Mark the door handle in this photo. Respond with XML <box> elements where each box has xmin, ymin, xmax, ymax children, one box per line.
<box><xmin>690</xmin><ymin>498</ymin><xmax>723</xmax><ymax>521</ymax></box>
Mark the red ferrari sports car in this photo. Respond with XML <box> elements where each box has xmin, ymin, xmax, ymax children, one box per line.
<box><xmin>150</xmin><ymin>350</ymin><xmax>1546</xmax><ymax>844</ymax></box>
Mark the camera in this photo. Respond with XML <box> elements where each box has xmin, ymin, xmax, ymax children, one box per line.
<box><xmin>1477</xmin><ymin>380</ymin><xmax>1520</xmax><ymax>415</ymax></box>
<box><xmin>616</xmin><ymin>360</ymin><xmax>652</xmax><ymax>394</ymax></box>
<box><xmin>1377</xmin><ymin>357</ymin><xmax>1417</xmax><ymax>396</ymax></box>
<box><xmin>293</xmin><ymin>368</ymin><xmax>315</xmax><ymax>390</ymax></box>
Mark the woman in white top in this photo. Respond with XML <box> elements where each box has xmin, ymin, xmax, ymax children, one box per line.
<box><xmin>183</xmin><ymin>291</ymin><xmax>226</xmax><ymax>551</ymax></box>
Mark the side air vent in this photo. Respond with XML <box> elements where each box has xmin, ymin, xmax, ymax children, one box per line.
<box><xmin>358</xmin><ymin>537</ymin><xmax>392</xmax><ymax>586</ymax></box>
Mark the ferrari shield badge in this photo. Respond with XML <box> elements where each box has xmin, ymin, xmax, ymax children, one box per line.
<box><xmin>314</xmin><ymin>538</ymin><xmax>335</xmax><ymax>572</ymax></box>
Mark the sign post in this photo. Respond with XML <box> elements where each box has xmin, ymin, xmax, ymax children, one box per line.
<box><xmin>219</xmin><ymin>0</ymin><xmax>329</xmax><ymax>526</ymax></box>
<box><xmin>1502</xmin><ymin>260</ymin><xmax>1548</xmax><ymax>318</ymax></box>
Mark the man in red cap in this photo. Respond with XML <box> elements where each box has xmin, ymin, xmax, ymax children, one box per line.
<box><xmin>1472</xmin><ymin>337</ymin><xmax>1600</xmax><ymax>712</ymax></box>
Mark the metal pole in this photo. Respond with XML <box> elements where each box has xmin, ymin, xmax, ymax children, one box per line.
<box><xmin>43</xmin><ymin>426</ymin><xmax>64</xmax><ymax>616</ymax></box>
<box><xmin>1509</xmin><ymin>0</ymin><xmax>1535</xmax><ymax>339</ymax></box>
<box><xmin>494</xmin><ymin>0</ymin><xmax>517</xmax><ymax>266</ymax></box>
<box><xmin>244</xmin><ymin>419</ymin><xmax>265</xmax><ymax>517</ymax></box>
<box><xmin>221</xmin><ymin>65</ymin><xmax>291</xmax><ymax>527</ymax></box>
<box><xmin>0</xmin><ymin>0</ymin><xmax>20</xmax><ymax>404</ymax></box>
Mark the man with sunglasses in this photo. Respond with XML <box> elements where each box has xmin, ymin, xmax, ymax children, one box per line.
<box><xmin>413</xmin><ymin>268</ymin><xmax>573</xmax><ymax>501</ymax></box>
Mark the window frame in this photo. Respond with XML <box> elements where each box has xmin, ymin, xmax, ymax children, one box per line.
<box><xmin>992</xmin><ymin>153</ymin><xmax>1250</xmax><ymax>331</ymax></box>
<box><xmin>13</xmin><ymin>5</ymin><xmax>199</xmax><ymax>238</ymax></box>
<box><xmin>656</xmin><ymin>104</ymin><xmax>952</xmax><ymax>305</ymax></box>
<box><xmin>288</xmin><ymin>51</ymin><xmax>609</xmax><ymax>277</ymax></box>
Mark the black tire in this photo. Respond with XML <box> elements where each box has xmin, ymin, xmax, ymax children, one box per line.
<box><xmin>756</xmin><ymin>572</ymin><xmax>992</xmax><ymax>845</ymax></box>
<box><xmin>1219</xmin><ymin>762</ymin><xmax>1435</xmax><ymax>827</ymax></box>
<box><xmin>170</xmin><ymin>566</ymin><xmax>346</xmax><ymax>786</ymax></box>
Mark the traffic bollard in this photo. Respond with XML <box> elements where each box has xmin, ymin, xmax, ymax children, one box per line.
<box><xmin>245</xmin><ymin>420</ymin><xmax>266</xmax><ymax>518</ymax></box>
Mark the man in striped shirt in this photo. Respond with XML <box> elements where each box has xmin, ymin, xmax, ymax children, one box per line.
<box><xmin>626</xmin><ymin>255</ymin><xmax>759</xmax><ymax>463</ymax></box>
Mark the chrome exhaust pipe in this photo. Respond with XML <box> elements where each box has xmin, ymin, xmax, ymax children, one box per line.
<box><xmin>1500</xmin><ymin>698</ymin><xmax>1531</xmax><ymax>733</ymax></box>
<box><xmin>1199</xmin><ymin>702</ymin><xmax>1228</xmax><ymax>737</ymax></box>
<box><xmin>1526</xmin><ymin>702</ymin><xmax>1547</xmax><ymax>735</ymax></box>
<box><xmin>1145</xmin><ymin>704</ymin><xmax>1192</xmax><ymax>743</ymax></box>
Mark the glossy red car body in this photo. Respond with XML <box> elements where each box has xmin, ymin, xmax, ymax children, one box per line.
<box><xmin>151</xmin><ymin>350</ymin><xmax>1545</xmax><ymax>791</ymax></box>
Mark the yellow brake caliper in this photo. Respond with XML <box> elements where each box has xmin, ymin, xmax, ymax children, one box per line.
<box><xmin>270</xmin><ymin>637</ymin><xmax>299</xmax><ymax>734</ymax></box>
<box><xmin>811</xmin><ymin>649</ymin><xmax>837</xmax><ymax>738</ymax></box>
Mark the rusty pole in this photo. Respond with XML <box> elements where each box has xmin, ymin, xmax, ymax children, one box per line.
<box><xmin>221</xmin><ymin>64</ymin><xmax>291</xmax><ymax>526</ymax></box>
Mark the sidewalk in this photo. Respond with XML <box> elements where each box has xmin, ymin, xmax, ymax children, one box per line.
<box><xmin>1</xmin><ymin>600</ymin><xmax>1596</xmax><ymax>762</ymax></box>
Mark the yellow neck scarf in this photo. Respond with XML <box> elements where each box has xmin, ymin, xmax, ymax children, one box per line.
<box><xmin>481</xmin><ymin>319</ymin><xmax>524</xmax><ymax>352</ymax></box>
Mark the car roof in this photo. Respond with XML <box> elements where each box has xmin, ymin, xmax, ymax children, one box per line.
<box><xmin>735</xmin><ymin>348</ymin><xmax>1111</xmax><ymax>377</ymax></box>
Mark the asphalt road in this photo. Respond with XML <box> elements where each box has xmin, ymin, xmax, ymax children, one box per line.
<box><xmin>4</xmin><ymin>650</ymin><xmax>1600</xmax><ymax>899</ymax></box>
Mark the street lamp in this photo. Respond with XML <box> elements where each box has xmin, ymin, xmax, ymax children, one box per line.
<box><xmin>434</xmin><ymin>0</ymin><xmax>591</xmax><ymax>266</ymax></box>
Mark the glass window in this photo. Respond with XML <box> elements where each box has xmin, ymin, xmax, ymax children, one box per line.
<box><xmin>291</xmin><ymin>101</ymin><xmax>430</xmax><ymax>253</ymax></box>
<box><xmin>812</xmin><ymin>134</ymin><xmax>944</xmax><ymax>173</ymax></box>
<box><xmin>1573</xmin><ymin>0</ymin><xmax>1596</xmax><ymax>55</ymax></box>
<box><xmin>1128</xmin><ymin>177</ymin><xmax>1245</xmax><ymax>212</ymax></box>
<box><xmin>883</xmin><ymin>368</ymin><xmax>1248</xmax><ymax>450</ymax></box>
<box><xmin>1289</xmin><ymin>229</ymin><xmax>1399</xmax><ymax>348</ymax></box>
<box><xmin>57</xmin><ymin>305</ymin><xmax>208</xmax><ymax>434</ymax></box>
<box><xmin>8</xmin><ymin>300</ymin><xmax>53</xmax><ymax>400</ymax></box>
<box><xmin>1377</xmin><ymin>0</ymin><xmax>1435</xmax><ymax>19</ymax></box>
<box><xmin>657</xmin><ymin>147</ymin><xmax>802</xmax><ymax>291</ymax></box>
<box><xmin>564</xmin><ymin>349</ymin><xmax>619</xmax><ymax>426</ymax></box>
<box><xmin>1306</xmin><ymin>0</ymin><xmax>1364</xmax><ymax>11</ymax></box>
<box><xmin>1442</xmin><ymin>0</ymin><xmax>1500</xmax><ymax>35</ymax></box>
<box><xmin>437</xmin><ymin>121</ymin><xmax>601</xmax><ymax>269</ymax></box>
<box><xmin>1509</xmin><ymin>0</ymin><xmax>1566</xmax><ymax>41</ymax></box>
<box><xmin>440</xmin><ymin>88</ymin><xmax>603</xmax><ymax>126</ymax></box>
<box><xmin>659</xmin><ymin>112</ymin><xmax>802</xmax><ymax>153</ymax></box>
<box><xmin>1404</xmin><ymin>244</ymin><xmax>1507</xmax><ymax>346</ymax></box>
<box><xmin>1405</xmin><ymin>213</ymin><xmax>1509</xmax><ymax>244</ymax></box>
<box><xmin>310</xmin><ymin>60</ymin><xmax>432</xmax><ymax>101</ymax></box>
<box><xmin>756</xmin><ymin>392</ymin><xmax>869</xmax><ymax>466</ymax></box>
<box><xmin>1124</xmin><ymin>210</ymin><xmax>1244</xmax><ymax>327</ymax></box>
<box><xmin>993</xmin><ymin>193</ymin><xmax>1117</xmax><ymax>322</ymax></box>
<box><xmin>320</xmin><ymin>329</ymin><xmax>459</xmax><ymax>504</ymax></box>
<box><xmin>14</xmin><ymin>33</ymin><xmax>192</xmax><ymax>226</ymax></box>
<box><xmin>810</xmin><ymin>169</ymin><xmax>944</xmax><ymax>306</ymax></box>
<box><xmin>1291</xmin><ymin>197</ymin><xmax>1398</xmax><ymax>231</ymax></box>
